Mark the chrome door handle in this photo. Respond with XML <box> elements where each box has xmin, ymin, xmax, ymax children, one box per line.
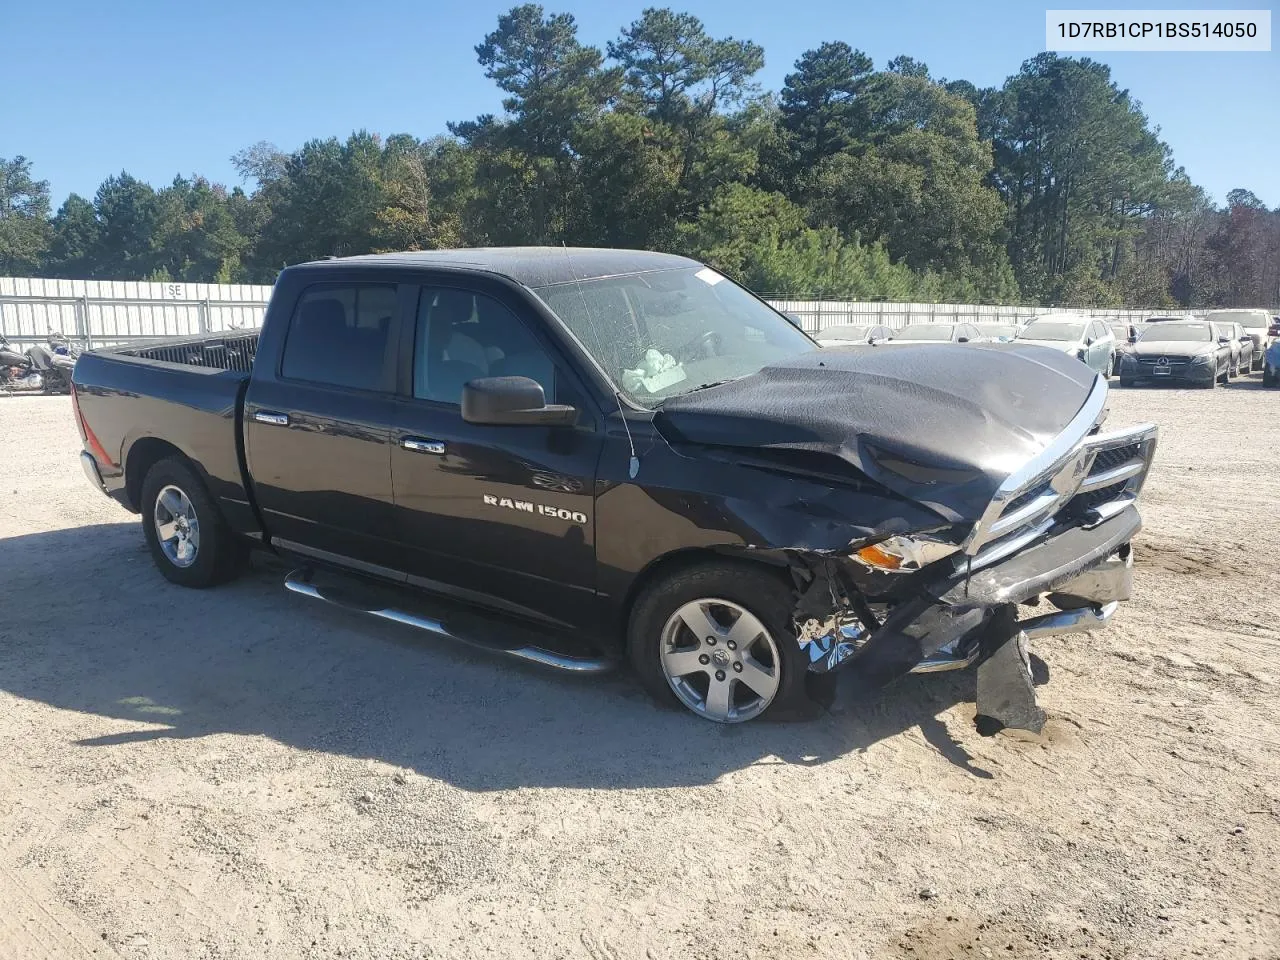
<box><xmin>253</xmin><ymin>411</ymin><xmax>289</xmax><ymax>426</ymax></box>
<box><xmin>401</xmin><ymin>437</ymin><xmax>446</xmax><ymax>455</ymax></box>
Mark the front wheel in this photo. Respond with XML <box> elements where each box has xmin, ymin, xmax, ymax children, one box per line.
<box><xmin>140</xmin><ymin>457</ymin><xmax>246</xmax><ymax>588</ymax></box>
<box><xmin>628</xmin><ymin>562</ymin><xmax>808</xmax><ymax>723</ymax></box>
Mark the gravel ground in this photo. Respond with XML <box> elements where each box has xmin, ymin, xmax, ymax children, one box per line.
<box><xmin>1</xmin><ymin>380</ymin><xmax>1278</xmax><ymax>960</ymax></box>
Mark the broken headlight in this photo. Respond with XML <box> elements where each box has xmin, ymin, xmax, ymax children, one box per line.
<box><xmin>850</xmin><ymin>534</ymin><xmax>960</xmax><ymax>573</ymax></box>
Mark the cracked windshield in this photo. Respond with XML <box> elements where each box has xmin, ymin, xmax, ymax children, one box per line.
<box><xmin>535</xmin><ymin>267</ymin><xmax>814</xmax><ymax>406</ymax></box>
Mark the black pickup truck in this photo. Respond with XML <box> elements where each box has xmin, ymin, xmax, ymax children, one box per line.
<box><xmin>72</xmin><ymin>248</ymin><xmax>1158</xmax><ymax>726</ymax></box>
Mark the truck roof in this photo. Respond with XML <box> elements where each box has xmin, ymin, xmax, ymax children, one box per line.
<box><xmin>291</xmin><ymin>247</ymin><xmax>701</xmax><ymax>288</ymax></box>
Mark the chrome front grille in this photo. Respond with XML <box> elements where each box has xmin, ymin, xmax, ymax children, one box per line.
<box><xmin>1136</xmin><ymin>357</ymin><xmax>1188</xmax><ymax>374</ymax></box>
<box><xmin>962</xmin><ymin>378</ymin><xmax>1157</xmax><ymax>570</ymax></box>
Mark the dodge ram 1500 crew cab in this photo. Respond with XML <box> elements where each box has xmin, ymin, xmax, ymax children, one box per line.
<box><xmin>72</xmin><ymin>248</ymin><xmax>1158</xmax><ymax>725</ymax></box>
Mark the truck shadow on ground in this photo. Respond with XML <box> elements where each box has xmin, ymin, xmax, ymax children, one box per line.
<box><xmin>0</xmin><ymin>522</ymin><xmax>1004</xmax><ymax>787</ymax></box>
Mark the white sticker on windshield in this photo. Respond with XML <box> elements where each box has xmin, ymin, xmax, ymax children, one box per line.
<box><xmin>694</xmin><ymin>267</ymin><xmax>725</xmax><ymax>286</ymax></box>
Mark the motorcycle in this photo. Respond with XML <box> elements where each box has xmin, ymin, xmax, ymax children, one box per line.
<box><xmin>25</xmin><ymin>332</ymin><xmax>80</xmax><ymax>394</ymax></box>
<box><xmin>0</xmin><ymin>332</ymin><xmax>82</xmax><ymax>395</ymax></box>
<box><xmin>0</xmin><ymin>335</ymin><xmax>39</xmax><ymax>393</ymax></box>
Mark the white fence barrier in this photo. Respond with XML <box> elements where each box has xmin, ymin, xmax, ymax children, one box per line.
<box><xmin>765</xmin><ymin>298</ymin><xmax>1175</xmax><ymax>333</ymax></box>
<box><xmin>0</xmin><ymin>277</ymin><xmax>271</xmax><ymax>349</ymax></box>
<box><xmin>1</xmin><ymin>275</ymin><xmax>1189</xmax><ymax>346</ymax></box>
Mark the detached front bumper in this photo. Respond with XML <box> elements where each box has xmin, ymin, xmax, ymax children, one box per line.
<box><xmin>847</xmin><ymin>506</ymin><xmax>1141</xmax><ymax>686</ymax></box>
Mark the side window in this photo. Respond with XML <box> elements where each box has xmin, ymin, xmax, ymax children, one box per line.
<box><xmin>414</xmin><ymin>288</ymin><xmax>557</xmax><ymax>405</ymax></box>
<box><xmin>281</xmin><ymin>285</ymin><xmax>397</xmax><ymax>392</ymax></box>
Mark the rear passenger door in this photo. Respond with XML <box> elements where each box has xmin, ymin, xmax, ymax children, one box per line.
<box><xmin>386</xmin><ymin>282</ymin><xmax>604</xmax><ymax>632</ymax></box>
<box><xmin>244</xmin><ymin>282</ymin><xmax>407</xmax><ymax>573</ymax></box>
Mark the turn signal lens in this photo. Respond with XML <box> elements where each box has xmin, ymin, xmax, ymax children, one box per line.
<box><xmin>850</xmin><ymin>535</ymin><xmax>960</xmax><ymax>573</ymax></box>
<box><xmin>855</xmin><ymin>544</ymin><xmax>903</xmax><ymax>571</ymax></box>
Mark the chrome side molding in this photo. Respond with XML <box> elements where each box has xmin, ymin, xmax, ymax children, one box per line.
<box><xmin>283</xmin><ymin>569</ymin><xmax>615</xmax><ymax>674</ymax></box>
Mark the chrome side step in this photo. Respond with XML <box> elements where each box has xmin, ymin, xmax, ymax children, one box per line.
<box><xmin>1019</xmin><ymin>601</ymin><xmax>1119</xmax><ymax>641</ymax></box>
<box><xmin>284</xmin><ymin>569</ymin><xmax>615</xmax><ymax>674</ymax></box>
<box><xmin>910</xmin><ymin>647</ymin><xmax>980</xmax><ymax>674</ymax></box>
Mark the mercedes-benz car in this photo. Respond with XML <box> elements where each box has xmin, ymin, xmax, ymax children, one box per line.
<box><xmin>1118</xmin><ymin>320</ymin><xmax>1232</xmax><ymax>388</ymax></box>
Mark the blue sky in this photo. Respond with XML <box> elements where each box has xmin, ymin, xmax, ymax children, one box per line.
<box><xmin>4</xmin><ymin>0</ymin><xmax>1277</xmax><ymax>208</ymax></box>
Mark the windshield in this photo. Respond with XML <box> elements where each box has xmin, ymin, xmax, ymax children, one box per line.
<box><xmin>533</xmin><ymin>267</ymin><xmax>814</xmax><ymax>406</ymax></box>
<box><xmin>974</xmin><ymin>324</ymin><xmax>1015</xmax><ymax>338</ymax></box>
<box><xmin>893</xmin><ymin>324</ymin><xmax>955</xmax><ymax>341</ymax></box>
<box><xmin>820</xmin><ymin>325</ymin><xmax>869</xmax><ymax>341</ymax></box>
<box><xmin>1022</xmin><ymin>322</ymin><xmax>1084</xmax><ymax>342</ymax></box>
<box><xmin>1139</xmin><ymin>324</ymin><xmax>1212</xmax><ymax>343</ymax></box>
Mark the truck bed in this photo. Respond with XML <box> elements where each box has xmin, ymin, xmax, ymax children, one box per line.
<box><xmin>72</xmin><ymin>332</ymin><xmax>264</xmax><ymax>538</ymax></box>
<box><xmin>108</xmin><ymin>331</ymin><xmax>260</xmax><ymax>372</ymax></box>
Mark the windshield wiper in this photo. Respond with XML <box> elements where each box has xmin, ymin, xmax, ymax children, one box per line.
<box><xmin>686</xmin><ymin>378</ymin><xmax>737</xmax><ymax>393</ymax></box>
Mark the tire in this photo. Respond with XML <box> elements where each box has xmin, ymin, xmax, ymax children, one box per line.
<box><xmin>140</xmin><ymin>457</ymin><xmax>246</xmax><ymax>588</ymax></box>
<box><xmin>1217</xmin><ymin>367</ymin><xmax>1229</xmax><ymax>385</ymax></box>
<box><xmin>1254</xmin><ymin>356</ymin><xmax>1264</xmax><ymax>372</ymax></box>
<box><xmin>1264</xmin><ymin>365</ymin><xmax>1275</xmax><ymax>387</ymax></box>
<box><xmin>627</xmin><ymin>561</ymin><xmax>808</xmax><ymax>723</ymax></box>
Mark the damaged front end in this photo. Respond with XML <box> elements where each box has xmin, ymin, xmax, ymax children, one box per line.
<box><xmin>784</xmin><ymin>377</ymin><xmax>1157</xmax><ymax>731</ymax></box>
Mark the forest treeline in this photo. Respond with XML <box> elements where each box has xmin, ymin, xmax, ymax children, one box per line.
<box><xmin>2</xmin><ymin>4</ymin><xmax>1277</xmax><ymax>307</ymax></box>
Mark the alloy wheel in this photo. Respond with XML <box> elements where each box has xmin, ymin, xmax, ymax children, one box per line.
<box><xmin>659</xmin><ymin>598</ymin><xmax>782</xmax><ymax>723</ymax></box>
<box><xmin>153</xmin><ymin>484</ymin><xmax>200</xmax><ymax>568</ymax></box>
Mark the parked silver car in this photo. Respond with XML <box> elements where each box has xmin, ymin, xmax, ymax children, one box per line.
<box><xmin>1204</xmin><ymin>309</ymin><xmax>1272</xmax><ymax>371</ymax></box>
<box><xmin>1208</xmin><ymin>320</ymin><xmax>1256</xmax><ymax>377</ymax></box>
<box><xmin>817</xmin><ymin>323</ymin><xmax>894</xmax><ymax>347</ymax></box>
<box><xmin>881</xmin><ymin>322</ymin><xmax>987</xmax><ymax>344</ymax></box>
<box><xmin>1018</xmin><ymin>315</ymin><xmax>1116</xmax><ymax>377</ymax></box>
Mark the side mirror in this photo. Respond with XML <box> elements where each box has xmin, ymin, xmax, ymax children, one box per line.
<box><xmin>1084</xmin><ymin>337</ymin><xmax>1094</xmax><ymax>346</ymax></box>
<box><xmin>462</xmin><ymin>376</ymin><xmax>576</xmax><ymax>427</ymax></box>
<box><xmin>1218</xmin><ymin>336</ymin><xmax>1231</xmax><ymax>344</ymax></box>
<box><xmin>956</xmin><ymin>336</ymin><xmax>969</xmax><ymax>343</ymax></box>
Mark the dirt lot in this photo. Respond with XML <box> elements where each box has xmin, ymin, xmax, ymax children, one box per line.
<box><xmin>1</xmin><ymin>381</ymin><xmax>1278</xmax><ymax>960</ymax></box>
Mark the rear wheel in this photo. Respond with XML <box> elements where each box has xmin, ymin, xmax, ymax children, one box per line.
<box><xmin>140</xmin><ymin>457</ymin><xmax>246</xmax><ymax>588</ymax></box>
<box><xmin>628</xmin><ymin>561</ymin><xmax>808</xmax><ymax>723</ymax></box>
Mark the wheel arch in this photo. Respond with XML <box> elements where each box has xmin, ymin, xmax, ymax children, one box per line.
<box><xmin>125</xmin><ymin>437</ymin><xmax>198</xmax><ymax>513</ymax></box>
<box><xmin>616</xmin><ymin>545</ymin><xmax>794</xmax><ymax>641</ymax></box>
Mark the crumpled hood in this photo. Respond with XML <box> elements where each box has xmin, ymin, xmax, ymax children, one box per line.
<box><xmin>655</xmin><ymin>343</ymin><xmax>1099</xmax><ymax>523</ymax></box>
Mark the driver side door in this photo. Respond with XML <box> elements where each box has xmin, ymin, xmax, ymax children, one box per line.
<box><xmin>386</xmin><ymin>282</ymin><xmax>605</xmax><ymax>633</ymax></box>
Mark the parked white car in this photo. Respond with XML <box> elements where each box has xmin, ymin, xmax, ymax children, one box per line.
<box><xmin>1017</xmin><ymin>314</ymin><xmax>1116</xmax><ymax>377</ymax></box>
<box><xmin>816</xmin><ymin>323</ymin><xmax>894</xmax><ymax>347</ymax></box>
<box><xmin>879</xmin><ymin>322</ymin><xmax>987</xmax><ymax>344</ymax></box>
